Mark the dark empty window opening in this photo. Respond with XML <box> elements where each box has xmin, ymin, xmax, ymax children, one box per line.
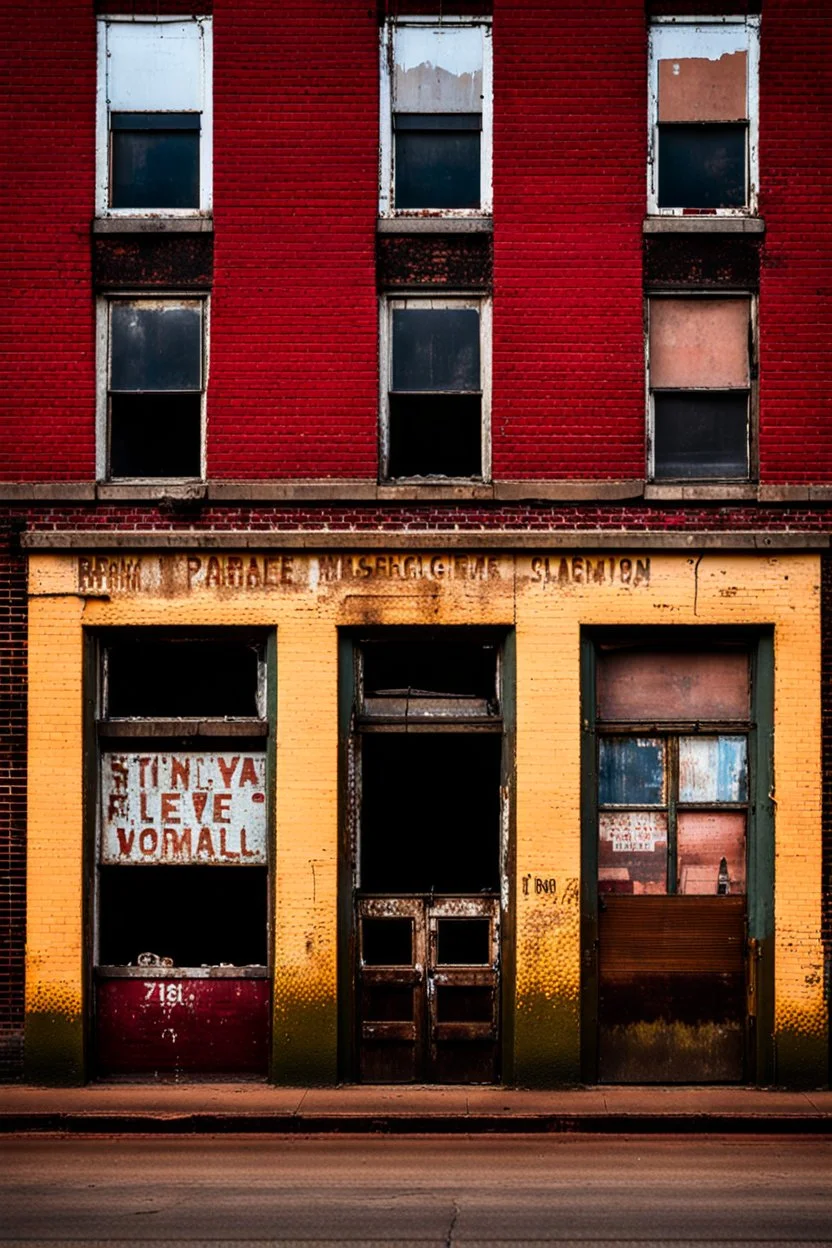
<box><xmin>653</xmin><ymin>391</ymin><xmax>749</xmax><ymax>480</ymax></box>
<box><xmin>360</xmin><ymin>734</ymin><xmax>501</xmax><ymax>894</ymax></box>
<box><xmin>658</xmin><ymin>123</ymin><xmax>747</xmax><ymax>210</ymax></box>
<box><xmin>436</xmin><ymin>918</ymin><xmax>490</xmax><ymax>965</ymax></box>
<box><xmin>362</xmin><ymin>918</ymin><xmax>414</xmax><ymax>966</ymax></box>
<box><xmin>362</xmin><ymin>635</ymin><xmax>498</xmax><ymax>703</ymax></box>
<box><xmin>108</xmin><ymin>300</ymin><xmax>203</xmax><ymax>480</ymax></box>
<box><xmin>387</xmin><ymin>306</ymin><xmax>483</xmax><ymax>480</ymax></box>
<box><xmin>98</xmin><ymin>866</ymin><xmax>268</xmax><ymax>967</ymax></box>
<box><xmin>105</xmin><ymin>637</ymin><xmax>262</xmax><ymax>718</ymax></box>
<box><xmin>111</xmin><ymin>112</ymin><xmax>200</xmax><ymax>210</ymax></box>
<box><xmin>394</xmin><ymin>113</ymin><xmax>481</xmax><ymax>210</ymax></box>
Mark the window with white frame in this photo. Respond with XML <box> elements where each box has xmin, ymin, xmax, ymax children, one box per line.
<box><xmin>381</xmin><ymin>297</ymin><xmax>490</xmax><ymax>481</ymax></box>
<box><xmin>648</xmin><ymin>296</ymin><xmax>753</xmax><ymax>481</ymax></box>
<box><xmin>379</xmin><ymin>19</ymin><xmax>492</xmax><ymax>216</ymax></box>
<box><xmin>96</xmin><ymin>18</ymin><xmax>213</xmax><ymax>215</ymax></box>
<box><xmin>648</xmin><ymin>18</ymin><xmax>759</xmax><ymax>214</ymax></box>
<box><xmin>99</xmin><ymin>297</ymin><xmax>206</xmax><ymax>480</ymax></box>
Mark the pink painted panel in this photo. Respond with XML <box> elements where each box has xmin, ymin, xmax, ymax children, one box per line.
<box><xmin>658</xmin><ymin>52</ymin><xmax>747</xmax><ymax>122</ymax></box>
<box><xmin>599</xmin><ymin>811</ymin><xmax>668</xmax><ymax>894</ymax></box>
<box><xmin>677</xmin><ymin>811</ymin><xmax>746</xmax><ymax>896</ymax></box>
<box><xmin>597</xmin><ymin>649</ymin><xmax>749</xmax><ymax>722</ymax></box>
<box><xmin>96</xmin><ymin>977</ymin><xmax>270</xmax><ymax>1075</ymax></box>
<box><xmin>650</xmin><ymin>299</ymin><xmax>750</xmax><ymax>390</ymax></box>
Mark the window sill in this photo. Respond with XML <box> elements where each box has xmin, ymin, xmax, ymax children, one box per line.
<box><xmin>377</xmin><ymin>216</ymin><xmax>493</xmax><ymax>235</ymax></box>
<box><xmin>96</xmin><ymin>966</ymin><xmax>270</xmax><ymax>979</ymax></box>
<box><xmin>644</xmin><ymin>483</ymin><xmax>757</xmax><ymax>501</ymax></box>
<box><xmin>97</xmin><ymin>481</ymin><xmax>207</xmax><ymax>502</ymax></box>
<box><xmin>643</xmin><ymin>216</ymin><xmax>765</xmax><ymax>235</ymax></box>
<box><xmin>93</xmin><ymin>216</ymin><xmax>214</xmax><ymax>234</ymax></box>
<box><xmin>97</xmin><ymin>718</ymin><xmax>268</xmax><ymax>740</ymax></box>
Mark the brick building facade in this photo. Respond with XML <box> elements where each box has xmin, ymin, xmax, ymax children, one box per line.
<box><xmin>0</xmin><ymin>0</ymin><xmax>829</xmax><ymax>1086</ymax></box>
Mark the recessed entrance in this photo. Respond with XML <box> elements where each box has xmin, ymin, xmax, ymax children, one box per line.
<box><xmin>581</xmin><ymin>632</ymin><xmax>774</xmax><ymax>1085</ymax></box>
<box><xmin>344</xmin><ymin>630</ymin><xmax>510</xmax><ymax>1084</ymax></box>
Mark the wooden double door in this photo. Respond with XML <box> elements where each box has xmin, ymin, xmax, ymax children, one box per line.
<box><xmin>357</xmin><ymin>895</ymin><xmax>500</xmax><ymax>1084</ymax></box>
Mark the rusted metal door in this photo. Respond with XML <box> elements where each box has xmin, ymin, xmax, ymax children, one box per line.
<box><xmin>587</xmin><ymin>643</ymin><xmax>758</xmax><ymax>1084</ymax></box>
<box><xmin>357</xmin><ymin>895</ymin><xmax>500</xmax><ymax>1083</ymax></box>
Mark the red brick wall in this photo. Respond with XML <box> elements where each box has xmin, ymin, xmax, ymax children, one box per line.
<box><xmin>758</xmin><ymin>1</ymin><xmax>832</xmax><ymax>484</ymax></box>
<box><xmin>0</xmin><ymin>1</ymin><xmax>830</xmax><ymax>484</ymax></box>
<box><xmin>0</xmin><ymin>3</ymin><xmax>96</xmax><ymax>482</ymax></box>
<box><xmin>492</xmin><ymin>0</ymin><xmax>646</xmax><ymax>480</ymax></box>
<box><xmin>0</xmin><ymin>521</ymin><xmax>27</xmax><ymax>1079</ymax></box>
<box><xmin>209</xmin><ymin>1</ymin><xmax>379</xmax><ymax>479</ymax></box>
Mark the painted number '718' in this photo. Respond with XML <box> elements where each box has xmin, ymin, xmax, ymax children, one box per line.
<box><xmin>144</xmin><ymin>982</ymin><xmax>184</xmax><ymax>1006</ymax></box>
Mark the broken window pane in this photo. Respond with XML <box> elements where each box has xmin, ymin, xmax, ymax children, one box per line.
<box><xmin>653</xmin><ymin>391</ymin><xmax>749</xmax><ymax>479</ymax></box>
<box><xmin>111</xmin><ymin>113</ymin><xmax>200</xmax><ymax>210</ymax></box>
<box><xmin>111</xmin><ymin>303</ymin><xmax>202</xmax><ymax>393</ymax></box>
<box><xmin>392</xmin><ymin>309</ymin><xmax>480</xmax><ymax>393</ymax></box>
<box><xmin>597</xmin><ymin>648</ymin><xmax>750</xmax><ymax>722</ymax></box>
<box><xmin>658</xmin><ymin>123</ymin><xmax>747</xmax><ymax>208</ymax></box>
<box><xmin>106</xmin><ymin>637</ymin><xmax>261</xmax><ymax>718</ymax></box>
<box><xmin>98</xmin><ymin>865</ymin><xmax>268</xmax><ymax>966</ymax></box>
<box><xmin>388</xmin><ymin>393</ymin><xmax>482</xmax><ymax>478</ymax></box>
<box><xmin>436</xmin><ymin>918</ymin><xmax>490</xmax><ymax>966</ymax></box>
<box><xmin>362</xmin><ymin>918</ymin><xmax>413</xmax><ymax>967</ymax></box>
<box><xmin>679</xmin><ymin>736</ymin><xmax>748</xmax><ymax>803</ymax></box>
<box><xmin>599</xmin><ymin>811</ymin><xmax>668</xmax><ymax>894</ymax></box>
<box><xmin>599</xmin><ymin>738</ymin><xmax>665</xmax><ymax>807</ymax></box>
<box><xmin>395</xmin><ymin>115</ymin><xmax>480</xmax><ymax>209</ymax></box>
<box><xmin>677</xmin><ymin>811</ymin><xmax>746</xmax><ymax>895</ymax></box>
<box><xmin>361</xmin><ymin>734</ymin><xmax>501</xmax><ymax>894</ymax></box>
<box><xmin>109</xmin><ymin>392</ymin><xmax>202</xmax><ymax>479</ymax></box>
<box><xmin>363</xmin><ymin>636</ymin><xmax>497</xmax><ymax>701</ymax></box>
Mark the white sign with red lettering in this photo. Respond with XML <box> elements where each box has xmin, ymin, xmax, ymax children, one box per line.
<box><xmin>101</xmin><ymin>753</ymin><xmax>268</xmax><ymax>865</ymax></box>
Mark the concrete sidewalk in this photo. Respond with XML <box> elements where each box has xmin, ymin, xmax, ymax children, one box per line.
<box><xmin>1</xmin><ymin>1083</ymin><xmax>830</xmax><ymax>1134</ymax></box>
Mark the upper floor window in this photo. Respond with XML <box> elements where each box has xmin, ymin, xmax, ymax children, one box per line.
<box><xmin>98</xmin><ymin>297</ymin><xmax>206</xmax><ymax>481</ymax></box>
<box><xmin>380</xmin><ymin>296</ymin><xmax>491</xmax><ymax>482</ymax></box>
<box><xmin>379</xmin><ymin>19</ymin><xmax>492</xmax><ymax>217</ymax></box>
<box><xmin>648</xmin><ymin>17</ymin><xmax>759</xmax><ymax>215</ymax></box>
<box><xmin>648</xmin><ymin>295</ymin><xmax>754</xmax><ymax>481</ymax></box>
<box><xmin>96</xmin><ymin>18</ymin><xmax>213</xmax><ymax>216</ymax></box>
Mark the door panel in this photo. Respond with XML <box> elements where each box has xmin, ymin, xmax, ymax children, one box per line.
<box><xmin>598</xmin><ymin>894</ymin><xmax>746</xmax><ymax>1082</ymax></box>
<box><xmin>357</xmin><ymin>895</ymin><xmax>500</xmax><ymax>1083</ymax></box>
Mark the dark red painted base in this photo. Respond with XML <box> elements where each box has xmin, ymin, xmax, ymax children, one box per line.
<box><xmin>95</xmin><ymin>977</ymin><xmax>270</xmax><ymax>1076</ymax></box>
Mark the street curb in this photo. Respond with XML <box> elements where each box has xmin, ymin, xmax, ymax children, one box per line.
<box><xmin>1</xmin><ymin>1112</ymin><xmax>830</xmax><ymax>1135</ymax></box>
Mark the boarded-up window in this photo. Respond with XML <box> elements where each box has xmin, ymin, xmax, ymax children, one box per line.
<box><xmin>597</xmin><ymin>646</ymin><xmax>749</xmax><ymax>897</ymax></box>
<box><xmin>650</xmin><ymin>20</ymin><xmax>756</xmax><ymax>212</ymax></box>
<box><xmin>649</xmin><ymin>298</ymin><xmax>751</xmax><ymax>481</ymax></box>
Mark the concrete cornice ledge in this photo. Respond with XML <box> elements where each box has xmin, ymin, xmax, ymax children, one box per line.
<box><xmin>20</xmin><ymin>530</ymin><xmax>830</xmax><ymax>552</ymax></box>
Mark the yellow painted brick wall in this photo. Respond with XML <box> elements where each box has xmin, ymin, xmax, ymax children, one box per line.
<box><xmin>26</xmin><ymin>550</ymin><xmax>826</xmax><ymax>1085</ymax></box>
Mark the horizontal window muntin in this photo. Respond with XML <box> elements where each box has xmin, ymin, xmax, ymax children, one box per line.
<box><xmin>394</xmin><ymin>113</ymin><xmax>481</xmax><ymax>131</ymax></box>
<box><xmin>111</xmin><ymin>112</ymin><xmax>200</xmax><ymax>131</ymax></box>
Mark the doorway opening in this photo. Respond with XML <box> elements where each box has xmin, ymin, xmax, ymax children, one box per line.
<box><xmin>342</xmin><ymin>629</ymin><xmax>512</xmax><ymax>1084</ymax></box>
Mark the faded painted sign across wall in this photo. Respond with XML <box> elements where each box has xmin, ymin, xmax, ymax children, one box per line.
<box><xmin>101</xmin><ymin>753</ymin><xmax>267</xmax><ymax>865</ymax></box>
<box><xmin>529</xmin><ymin>556</ymin><xmax>651</xmax><ymax>588</ymax></box>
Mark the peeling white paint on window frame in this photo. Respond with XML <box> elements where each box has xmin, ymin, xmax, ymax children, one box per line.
<box><xmin>96</xmin><ymin>16</ymin><xmax>213</xmax><ymax>219</ymax></box>
<box><xmin>378</xmin><ymin>293</ymin><xmax>492</xmax><ymax>485</ymax></box>
<box><xmin>379</xmin><ymin>16</ymin><xmax>493</xmax><ymax>219</ymax></box>
<box><xmin>96</xmin><ymin>292</ymin><xmax>210</xmax><ymax>483</ymax></box>
<box><xmin>647</xmin><ymin>16</ymin><xmax>760</xmax><ymax>217</ymax></box>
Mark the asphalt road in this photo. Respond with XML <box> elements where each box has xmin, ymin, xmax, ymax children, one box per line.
<box><xmin>1</xmin><ymin>1134</ymin><xmax>829</xmax><ymax>1245</ymax></box>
